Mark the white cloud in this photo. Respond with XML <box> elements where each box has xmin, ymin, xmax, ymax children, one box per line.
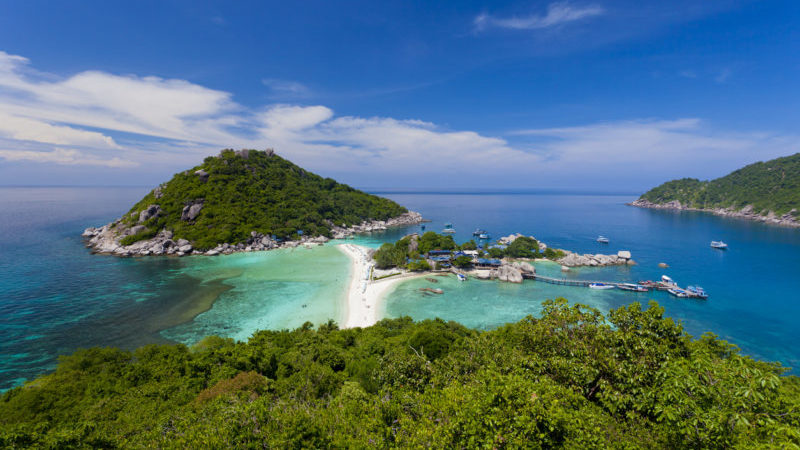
<box><xmin>262</xmin><ymin>79</ymin><xmax>311</xmax><ymax>97</ymax></box>
<box><xmin>512</xmin><ymin>119</ymin><xmax>799</xmax><ymax>183</ymax></box>
<box><xmin>0</xmin><ymin>112</ymin><xmax>120</xmax><ymax>148</ymax></box>
<box><xmin>475</xmin><ymin>2</ymin><xmax>604</xmax><ymax>31</ymax></box>
<box><xmin>0</xmin><ymin>148</ymin><xmax>137</xmax><ymax>168</ymax></box>
<box><xmin>0</xmin><ymin>50</ymin><xmax>795</xmax><ymax>190</ymax></box>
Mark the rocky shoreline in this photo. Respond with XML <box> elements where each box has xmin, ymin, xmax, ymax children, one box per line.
<box><xmin>629</xmin><ymin>199</ymin><xmax>800</xmax><ymax>228</ymax></box>
<box><xmin>82</xmin><ymin>211</ymin><xmax>424</xmax><ymax>257</ymax></box>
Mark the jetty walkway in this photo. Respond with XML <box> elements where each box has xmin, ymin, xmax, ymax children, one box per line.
<box><xmin>527</xmin><ymin>273</ymin><xmax>604</xmax><ymax>287</ymax></box>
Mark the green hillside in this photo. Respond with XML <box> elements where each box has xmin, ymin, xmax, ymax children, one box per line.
<box><xmin>639</xmin><ymin>153</ymin><xmax>800</xmax><ymax>216</ymax></box>
<box><xmin>118</xmin><ymin>149</ymin><xmax>407</xmax><ymax>249</ymax></box>
<box><xmin>2</xmin><ymin>300</ymin><xmax>799</xmax><ymax>448</ymax></box>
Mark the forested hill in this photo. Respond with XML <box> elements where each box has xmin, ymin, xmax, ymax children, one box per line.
<box><xmin>98</xmin><ymin>149</ymin><xmax>408</xmax><ymax>250</ymax></box>
<box><xmin>636</xmin><ymin>153</ymin><xmax>800</xmax><ymax>218</ymax></box>
<box><xmin>1</xmin><ymin>300</ymin><xmax>799</xmax><ymax>447</ymax></box>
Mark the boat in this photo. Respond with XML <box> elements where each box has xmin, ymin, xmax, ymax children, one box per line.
<box><xmin>686</xmin><ymin>286</ymin><xmax>709</xmax><ymax>299</ymax></box>
<box><xmin>596</xmin><ymin>236</ymin><xmax>609</xmax><ymax>243</ymax></box>
<box><xmin>478</xmin><ymin>233</ymin><xmax>490</xmax><ymax>240</ymax></box>
<box><xmin>661</xmin><ymin>275</ymin><xmax>677</xmax><ymax>286</ymax></box>
<box><xmin>442</xmin><ymin>228</ymin><xmax>456</xmax><ymax>234</ymax></box>
<box><xmin>710</xmin><ymin>241</ymin><xmax>728</xmax><ymax>249</ymax></box>
<box><xmin>589</xmin><ymin>282</ymin><xmax>616</xmax><ymax>290</ymax></box>
<box><xmin>668</xmin><ymin>288</ymin><xmax>688</xmax><ymax>298</ymax></box>
<box><xmin>617</xmin><ymin>283</ymin><xmax>649</xmax><ymax>292</ymax></box>
<box><xmin>457</xmin><ymin>273</ymin><xmax>467</xmax><ymax>282</ymax></box>
<box><xmin>472</xmin><ymin>228</ymin><xmax>486</xmax><ymax>236</ymax></box>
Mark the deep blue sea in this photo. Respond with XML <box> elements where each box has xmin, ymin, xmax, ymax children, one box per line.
<box><xmin>2</xmin><ymin>187</ymin><xmax>800</xmax><ymax>391</ymax></box>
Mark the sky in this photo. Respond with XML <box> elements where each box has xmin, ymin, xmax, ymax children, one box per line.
<box><xmin>0</xmin><ymin>0</ymin><xmax>798</xmax><ymax>191</ymax></box>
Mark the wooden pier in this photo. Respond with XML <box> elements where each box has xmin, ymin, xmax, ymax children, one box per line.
<box><xmin>523</xmin><ymin>273</ymin><xmax>707</xmax><ymax>299</ymax></box>
<box><xmin>527</xmin><ymin>273</ymin><xmax>595</xmax><ymax>286</ymax></box>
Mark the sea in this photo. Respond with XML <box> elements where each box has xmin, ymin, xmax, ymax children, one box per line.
<box><xmin>1</xmin><ymin>186</ymin><xmax>799</xmax><ymax>391</ymax></box>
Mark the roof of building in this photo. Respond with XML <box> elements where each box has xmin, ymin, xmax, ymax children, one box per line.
<box><xmin>476</xmin><ymin>258</ymin><xmax>502</xmax><ymax>266</ymax></box>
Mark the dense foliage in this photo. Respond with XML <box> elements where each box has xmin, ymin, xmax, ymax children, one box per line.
<box><xmin>374</xmin><ymin>233</ymin><xmax>566</xmax><ymax>270</ymax></box>
<box><xmin>122</xmin><ymin>149</ymin><xmax>407</xmax><ymax>249</ymax></box>
<box><xmin>373</xmin><ymin>232</ymin><xmax>461</xmax><ymax>269</ymax></box>
<box><xmin>2</xmin><ymin>300</ymin><xmax>799</xmax><ymax>448</ymax></box>
<box><xmin>639</xmin><ymin>153</ymin><xmax>800</xmax><ymax>216</ymax></box>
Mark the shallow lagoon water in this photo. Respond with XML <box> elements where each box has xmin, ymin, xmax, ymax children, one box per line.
<box><xmin>2</xmin><ymin>187</ymin><xmax>800</xmax><ymax>390</ymax></box>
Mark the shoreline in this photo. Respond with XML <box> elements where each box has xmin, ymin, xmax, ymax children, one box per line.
<box><xmin>629</xmin><ymin>199</ymin><xmax>800</xmax><ymax>228</ymax></box>
<box><xmin>82</xmin><ymin>211</ymin><xmax>424</xmax><ymax>257</ymax></box>
<box><xmin>337</xmin><ymin>243</ymin><xmax>427</xmax><ymax>328</ymax></box>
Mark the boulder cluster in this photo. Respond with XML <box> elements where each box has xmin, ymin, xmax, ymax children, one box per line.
<box><xmin>468</xmin><ymin>261</ymin><xmax>535</xmax><ymax>284</ymax></box>
<box><xmin>557</xmin><ymin>250</ymin><xmax>635</xmax><ymax>267</ymax></box>
<box><xmin>330</xmin><ymin>211</ymin><xmax>424</xmax><ymax>239</ymax></box>
<box><xmin>83</xmin><ymin>210</ymin><xmax>423</xmax><ymax>258</ymax></box>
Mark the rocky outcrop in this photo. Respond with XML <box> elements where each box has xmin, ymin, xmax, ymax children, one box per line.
<box><xmin>464</xmin><ymin>262</ymin><xmax>529</xmax><ymax>283</ymax></box>
<box><xmin>83</xmin><ymin>210</ymin><xmax>424</xmax><ymax>258</ymax></box>
<box><xmin>557</xmin><ymin>251</ymin><xmax>635</xmax><ymax>267</ymax></box>
<box><xmin>138</xmin><ymin>204</ymin><xmax>162</xmax><ymax>223</ymax></box>
<box><xmin>495</xmin><ymin>265</ymin><xmax>523</xmax><ymax>283</ymax></box>
<box><xmin>181</xmin><ymin>201</ymin><xmax>203</xmax><ymax>221</ymax></box>
<box><xmin>330</xmin><ymin>211</ymin><xmax>424</xmax><ymax>239</ymax></box>
<box><xmin>630</xmin><ymin>199</ymin><xmax>800</xmax><ymax>228</ymax></box>
<box><xmin>194</xmin><ymin>169</ymin><xmax>209</xmax><ymax>182</ymax></box>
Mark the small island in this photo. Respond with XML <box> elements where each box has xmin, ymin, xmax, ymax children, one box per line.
<box><xmin>338</xmin><ymin>232</ymin><xmax>637</xmax><ymax>328</ymax></box>
<box><xmin>82</xmin><ymin>149</ymin><xmax>423</xmax><ymax>256</ymax></box>
<box><xmin>631</xmin><ymin>153</ymin><xmax>800</xmax><ymax>227</ymax></box>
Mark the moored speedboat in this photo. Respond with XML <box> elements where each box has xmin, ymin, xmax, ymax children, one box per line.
<box><xmin>686</xmin><ymin>286</ymin><xmax>709</xmax><ymax>299</ymax></box>
<box><xmin>661</xmin><ymin>275</ymin><xmax>677</xmax><ymax>286</ymax></box>
<box><xmin>589</xmin><ymin>282</ymin><xmax>616</xmax><ymax>290</ymax></box>
<box><xmin>457</xmin><ymin>273</ymin><xmax>467</xmax><ymax>282</ymax></box>
<box><xmin>710</xmin><ymin>240</ymin><xmax>728</xmax><ymax>249</ymax></box>
<box><xmin>472</xmin><ymin>228</ymin><xmax>486</xmax><ymax>236</ymax></box>
<box><xmin>617</xmin><ymin>283</ymin><xmax>649</xmax><ymax>292</ymax></box>
<box><xmin>668</xmin><ymin>288</ymin><xmax>688</xmax><ymax>298</ymax></box>
<box><xmin>443</xmin><ymin>223</ymin><xmax>456</xmax><ymax>233</ymax></box>
<box><xmin>596</xmin><ymin>236</ymin><xmax>609</xmax><ymax>243</ymax></box>
<box><xmin>478</xmin><ymin>233</ymin><xmax>490</xmax><ymax>240</ymax></box>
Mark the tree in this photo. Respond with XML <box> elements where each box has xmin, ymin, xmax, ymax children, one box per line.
<box><xmin>460</xmin><ymin>240</ymin><xmax>477</xmax><ymax>250</ymax></box>
<box><xmin>452</xmin><ymin>255</ymin><xmax>473</xmax><ymax>268</ymax></box>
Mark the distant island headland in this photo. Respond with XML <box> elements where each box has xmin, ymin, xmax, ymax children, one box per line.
<box><xmin>83</xmin><ymin>149</ymin><xmax>423</xmax><ymax>257</ymax></box>
<box><xmin>631</xmin><ymin>153</ymin><xmax>800</xmax><ymax>227</ymax></box>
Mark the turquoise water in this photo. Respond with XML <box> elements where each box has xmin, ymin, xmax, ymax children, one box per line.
<box><xmin>1</xmin><ymin>187</ymin><xmax>800</xmax><ymax>390</ymax></box>
<box><xmin>0</xmin><ymin>187</ymin><xmax>351</xmax><ymax>390</ymax></box>
<box><xmin>377</xmin><ymin>193</ymin><xmax>800</xmax><ymax>372</ymax></box>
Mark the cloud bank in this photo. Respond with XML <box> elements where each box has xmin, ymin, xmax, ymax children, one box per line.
<box><xmin>0</xmin><ymin>50</ymin><xmax>796</xmax><ymax>189</ymax></box>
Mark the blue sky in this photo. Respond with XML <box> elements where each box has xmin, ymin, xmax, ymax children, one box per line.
<box><xmin>0</xmin><ymin>0</ymin><xmax>798</xmax><ymax>190</ymax></box>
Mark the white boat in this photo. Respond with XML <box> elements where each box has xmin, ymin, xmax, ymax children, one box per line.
<box><xmin>478</xmin><ymin>233</ymin><xmax>490</xmax><ymax>240</ymax></box>
<box><xmin>457</xmin><ymin>273</ymin><xmax>467</xmax><ymax>282</ymax></box>
<box><xmin>589</xmin><ymin>282</ymin><xmax>616</xmax><ymax>290</ymax></box>
<box><xmin>442</xmin><ymin>228</ymin><xmax>456</xmax><ymax>234</ymax></box>
<box><xmin>710</xmin><ymin>241</ymin><xmax>728</xmax><ymax>249</ymax></box>
<box><xmin>596</xmin><ymin>236</ymin><xmax>609</xmax><ymax>243</ymax></box>
<box><xmin>661</xmin><ymin>275</ymin><xmax>677</xmax><ymax>286</ymax></box>
<box><xmin>668</xmin><ymin>288</ymin><xmax>688</xmax><ymax>298</ymax></box>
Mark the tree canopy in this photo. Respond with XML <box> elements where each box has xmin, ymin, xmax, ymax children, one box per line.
<box><xmin>639</xmin><ymin>152</ymin><xmax>800</xmax><ymax>216</ymax></box>
<box><xmin>2</xmin><ymin>300</ymin><xmax>799</xmax><ymax>448</ymax></box>
<box><xmin>120</xmin><ymin>149</ymin><xmax>408</xmax><ymax>249</ymax></box>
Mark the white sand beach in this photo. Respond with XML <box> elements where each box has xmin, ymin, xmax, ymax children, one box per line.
<box><xmin>337</xmin><ymin>243</ymin><xmax>426</xmax><ymax>328</ymax></box>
